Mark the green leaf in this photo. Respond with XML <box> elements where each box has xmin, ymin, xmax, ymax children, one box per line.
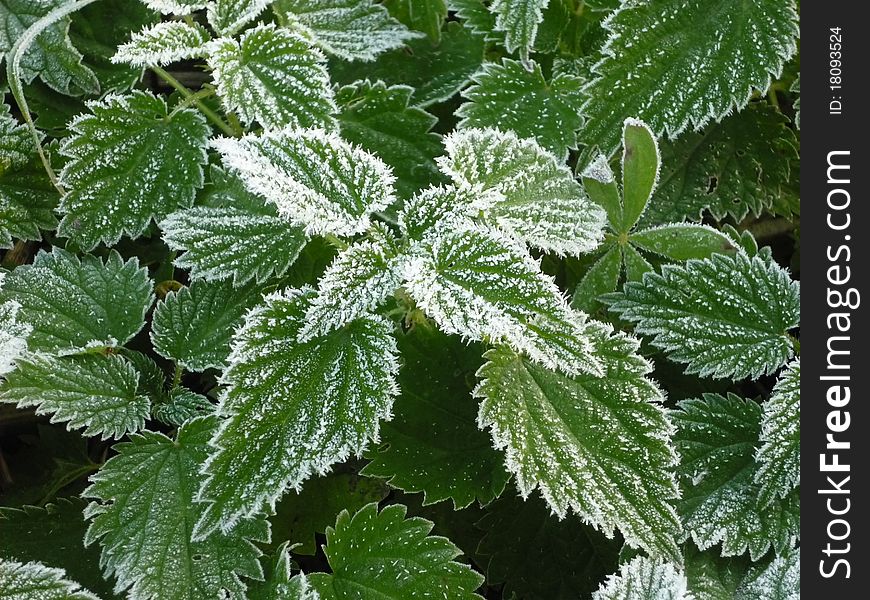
<box><xmin>456</xmin><ymin>58</ymin><xmax>585</xmax><ymax>160</ymax></box>
<box><xmin>307</xmin><ymin>503</ymin><xmax>484</xmax><ymax>599</ymax></box>
<box><xmin>403</xmin><ymin>221</ymin><xmax>602</xmax><ymax>376</ymax></box>
<box><xmin>474</xmin><ymin>323</ymin><xmax>682</xmax><ymax>560</ymax></box>
<box><xmin>151</xmin><ymin>388</ymin><xmax>213</xmax><ymax>427</ymax></box>
<box><xmin>0</xmin><ymin>499</ymin><xmax>113</xmax><ymax>599</ymax></box>
<box><xmin>490</xmin><ymin>0</ymin><xmax>549</xmax><ymax>64</ymax></box>
<box><xmin>249</xmin><ymin>544</ymin><xmax>318</xmax><ymax>600</ymax></box>
<box><xmin>193</xmin><ymin>288</ymin><xmax>399</xmax><ymax>538</ymax></box>
<box><xmin>605</xmin><ymin>252</ymin><xmax>799</xmax><ymax>380</ymax></box>
<box><xmin>477</xmin><ymin>493</ymin><xmax>620</xmax><ymax>599</ymax></box>
<box><xmin>0</xmin><ymin>0</ymin><xmax>99</xmax><ymax>96</ymax></box>
<box><xmin>57</xmin><ymin>91</ymin><xmax>209</xmax><ymax>250</ymax></box>
<box><xmin>683</xmin><ymin>544</ymin><xmax>749</xmax><ymax>599</ymax></box>
<box><xmin>592</xmin><ymin>556</ymin><xmax>688</xmax><ymax>600</ymax></box>
<box><xmin>213</xmin><ymin>127</ymin><xmax>396</xmax><ymax>237</ymax></box>
<box><xmin>142</xmin><ymin>1</ymin><xmax>207</xmax><ymax>15</ymax></box>
<box><xmin>736</xmin><ymin>547</ymin><xmax>799</xmax><ymax>599</ymax></box>
<box><xmin>362</xmin><ymin>327</ymin><xmax>509</xmax><ymax>508</ymax></box>
<box><xmin>620</xmin><ymin>118</ymin><xmax>660</xmax><ymax>232</ymax></box>
<box><xmin>0</xmin><ymin>248</ymin><xmax>154</xmax><ymax>354</ymax></box>
<box><xmin>207</xmin><ymin>23</ymin><xmax>335</xmax><ymax>130</ymax></box>
<box><xmin>580</xmin><ymin>154</ymin><xmax>621</xmax><ymax>230</ymax></box>
<box><xmin>0</xmin><ymin>300</ymin><xmax>30</xmax><ymax>376</ymax></box>
<box><xmin>579</xmin><ymin>0</ymin><xmax>799</xmax><ymax>159</ymax></box>
<box><xmin>336</xmin><ymin>80</ymin><xmax>442</xmax><ymax>199</ymax></box>
<box><xmin>438</xmin><ymin>128</ymin><xmax>607</xmax><ymax>255</ymax></box>
<box><xmin>755</xmin><ymin>359</ymin><xmax>800</xmax><ymax>506</ymax></box>
<box><xmin>0</xmin><ymin>559</ymin><xmax>100</xmax><ymax>600</ymax></box>
<box><xmin>84</xmin><ymin>416</ymin><xmax>269</xmax><ymax>600</ymax></box>
<box><xmin>151</xmin><ymin>279</ymin><xmax>262</xmax><ymax>372</ymax></box>
<box><xmin>385</xmin><ymin>0</ymin><xmax>447</xmax><ymax>42</ymax></box>
<box><xmin>0</xmin><ymin>104</ymin><xmax>36</xmax><ymax>169</ymax></box>
<box><xmin>328</xmin><ymin>21</ymin><xmax>485</xmax><ymax>107</ymax></box>
<box><xmin>0</xmin><ymin>156</ymin><xmax>58</xmax><ymax>250</ymax></box>
<box><xmin>0</xmin><ymin>352</ymin><xmax>149</xmax><ymax>440</ymax></box>
<box><xmin>277</xmin><ymin>0</ymin><xmax>423</xmax><ymax>62</ymax></box>
<box><xmin>207</xmin><ymin>0</ymin><xmax>271</xmax><ymax>36</ymax></box>
<box><xmin>571</xmin><ymin>244</ymin><xmax>621</xmax><ymax>313</ymax></box>
<box><xmin>269</xmin><ymin>473</ymin><xmax>388</xmax><ymax>555</ymax></box>
<box><xmin>162</xmin><ymin>167</ymin><xmax>308</xmax><ymax>286</ymax></box>
<box><xmin>672</xmin><ymin>394</ymin><xmax>800</xmax><ymax>560</ymax></box>
<box><xmin>450</xmin><ymin>0</ymin><xmax>502</xmax><ymax>44</ymax></box>
<box><xmin>643</xmin><ymin>104</ymin><xmax>799</xmax><ymax>224</ymax></box>
<box><xmin>629</xmin><ymin>224</ymin><xmax>736</xmax><ymax>262</ymax></box>
<box><xmin>620</xmin><ymin>243</ymin><xmax>653</xmax><ymax>282</ymax></box>
<box><xmin>112</xmin><ymin>21</ymin><xmax>210</xmax><ymax>67</ymax></box>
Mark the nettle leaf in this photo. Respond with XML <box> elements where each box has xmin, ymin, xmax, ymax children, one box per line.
<box><xmin>0</xmin><ymin>248</ymin><xmax>153</xmax><ymax>353</ymax></box>
<box><xmin>0</xmin><ymin>105</ymin><xmax>35</xmax><ymax>169</ymax></box>
<box><xmin>643</xmin><ymin>104</ymin><xmax>799</xmax><ymax>225</ymax></box>
<box><xmin>385</xmin><ymin>0</ymin><xmax>447</xmax><ymax>42</ymax></box>
<box><xmin>300</xmin><ymin>238</ymin><xmax>402</xmax><ymax>340</ymax></box>
<box><xmin>456</xmin><ymin>59</ymin><xmax>584</xmax><ymax>160</ymax></box>
<box><xmin>152</xmin><ymin>388</ymin><xmax>214</xmax><ymax>427</ymax></box>
<box><xmin>439</xmin><ymin>128</ymin><xmax>607</xmax><ymax>255</ymax></box>
<box><xmin>249</xmin><ymin>545</ymin><xmax>318</xmax><ymax>600</ymax></box>
<box><xmin>0</xmin><ymin>300</ymin><xmax>31</xmax><ymax>377</ymax></box>
<box><xmin>0</xmin><ymin>0</ymin><xmax>99</xmax><ymax>95</ymax></box>
<box><xmin>403</xmin><ymin>221</ymin><xmax>602</xmax><ymax>376</ymax></box>
<box><xmin>579</xmin><ymin>0</ymin><xmax>799</xmax><ymax>159</ymax></box>
<box><xmin>0</xmin><ymin>559</ymin><xmax>100</xmax><ymax>600</ymax></box>
<box><xmin>84</xmin><ymin>416</ymin><xmax>269</xmax><ymax>600</ymax></box>
<box><xmin>336</xmin><ymin>80</ymin><xmax>442</xmax><ymax>199</ymax></box>
<box><xmin>207</xmin><ymin>0</ymin><xmax>272</xmax><ymax>36</ymax></box>
<box><xmin>490</xmin><ymin>0</ymin><xmax>549</xmax><ymax>64</ymax></box>
<box><xmin>194</xmin><ymin>288</ymin><xmax>399</xmax><ymax>538</ymax></box>
<box><xmin>475</xmin><ymin>323</ymin><xmax>681</xmax><ymax>560</ymax></box>
<box><xmin>151</xmin><ymin>279</ymin><xmax>263</xmax><ymax>372</ymax></box>
<box><xmin>736</xmin><ymin>547</ymin><xmax>799</xmax><ymax>599</ymax></box>
<box><xmin>672</xmin><ymin>394</ymin><xmax>800</xmax><ymax>560</ymax></box>
<box><xmin>112</xmin><ymin>21</ymin><xmax>210</xmax><ymax>67</ymax></box>
<box><xmin>307</xmin><ymin>503</ymin><xmax>484</xmax><ymax>599</ymax></box>
<box><xmin>277</xmin><ymin>0</ymin><xmax>423</xmax><ymax>62</ymax></box>
<box><xmin>451</xmin><ymin>0</ymin><xmax>503</xmax><ymax>44</ymax></box>
<box><xmin>0</xmin><ymin>352</ymin><xmax>149</xmax><ymax>440</ymax></box>
<box><xmin>141</xmin><ymin>0</ymin><xmax>207</xmax><ymax>15</ymax></box>
<box><xmin>207</xmin><ymin>23</ymin><xmax>335</xmax><ymax>130</ymax></box>
<box><xmin>605</xmin><ymin>252</ymin><xmax>800</xmax><ymax>380</ymax></box>
<box><xmin>213</xmin><ymin>127</ymin><xmax>396</xmax><ymax>237</ymax></box>
<box><xmin>398</xmin><ymin>184</ymin><xmax>480</xmax><ymax>241</ymax></box>
<box><xmin>328</xmin><ymin>21</ymin><xmax>485</xmax><ymax>107</ymax></box>
<box><xmin>790</xmin><ymin>75</ymin><xmax>800</xmax><ymax>129</ymax></box>
<box><xmin>362</xmin><ymin>326</ymin><xmax>510</xmax><ymax>508</ymax></box>
<box><xmin>162</xmin><ymin>167</ymin><xmax>308</xmax><ymax>286</ymax></box>
<box><xmin>57</xmin><ymin>91</ymin><xmax>209</xmax><ymax>250</ymax></box>
<box><xmin>592</xmin><ymin>556</ymin><xmax>688</xmax><ymax>600</ymax></box>
<box><xmin>0</xmin><ymin>155</ymin><xmax>59</xmax><ymax>250</ymax></box>
<box><xmin>755</xmin><ymin>359</ymin><xmax>800</xmax><ymax>506</ymax></box>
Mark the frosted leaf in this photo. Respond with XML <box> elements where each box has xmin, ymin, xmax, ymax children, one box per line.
<box><xmin>112</xmin><ymin>21</ymin><xmax>210</xmax><ymax>67</ymax></box>
<box><xmin>0</xmin><ymin>559</ymin><xmax>100</xmax><ymax>600</ymax></box>
<box><xmin>307</xmin><ymin>503</ymin><xmax>483</xmax><ymax>598</ymax></box>
<box><xmin>450</xmin><ymin>0</ymin><xmax>503</xmax><ymax>44</ymax></box>
<box><xmin>84</xmin><ymin>417</ymin><xmax>268</xmax><ymax>600</ymax></box>
<box><xmin>206</xmin><ymin>24</ymin><xmax>335</xmax><ymax>130</ymax></box>
<box><xmin>140</xmin><ymin>0</ymin><xmax>207</xmax><ymax>15</ymax></box>
<box><xmin>0</xmin><ymin>301</ymin><xmax>30</xmax><ymax>376</ymax></box>
<box><xmin>439</xmin><ymin>128</ymin><xmax>607</xmax><ymax>255</ymax></box>
<box><xmin>193</xmin><ymin>288</ymin><xmax>399</xmax><ymax>538</ymax></box>
<box><xmin>755</xmin><ymin>359</ymin><xmax>799</xmax><ymax>506</ymax></box>
<box><xmin>620</xmin><ymin>118</ymin><xmax>660</xmax><ymax>232</ymax></box>
<box><xmin>249</xmin><ymin>544</ymin><xmax>320</xmax><ymax>600</ymax></box>
<box><xmin>385</xmin><ymin>0</ymin><xmax>447</xmax><ymax>42</ymax></box>
<box><xmin>403</xmin><ymin>221</ymin><xmax>602</xmax><ymax>376</ymax></box>
<box><xmin>212</xmin><ymin>127</ymin><xmax>396</xmax><ymax>237</ymax></box>
<box><xmin>475</xmin><ymin>323</ymin><xmax>681</xmax><ymax>560</ymax></box>
<box><xmin>0</xmin><ymin>352</ymin><xmax>149</xmax><ymax>440</ymax></box>
<box><xmin>790</xmin><ymin>75</ymin><xmax>800</xmax><ymax>129</ymax></box>
<box><xmin>57</xmin><ymin>91</ymin><xmax>210</xmax><ymax>250</ymax></box>
<box><xmin>336</xmin><ymin>80</ymin><xmax>442</xmax><ymax>199</ymax></box>
<box><xmin>571</xmin><ymin>244</ymin><xmax>621</xmax><ymax>313</ymax></box>
<box><xmin>207</xmin><ymin>0</ymin><xmax>272</xmax><ymax>35</ymax></box>
<box><xmin>579</xmin><ymin>0</ymin><xmax>799</xmax><ymax>160</ymax></box>
<box><xmin>300</xmin><ymin>239</ymin><xmax>402</xmax><ymax>340</ymax></box>
<box><xmin>672</xmin><ymin>394</ymin><xmax>800</xmax><ymax>560</ymax></box>
<box><xmin>642</xmin><ymin>104</ymin><xmax>799</xmax><ymax>225</ymax></box>
<box><xmin>592</xmin><ymin>556</ymin><xmax>688</xmax><ymax>600</ymax></box>
<box><xmin>0</xmin><ymin>0</ymin><xmax>99</xmax><ymax>95</ymax></box>
<box><xmin>398</xmin><ymin>184</ymin><xmax>482</xmax><ymax>241</ymax></box>
<box><xmin>0</xmin><ymin>104</ymin><xmax>35</xmax><ymax>170</ymax></box>
<box><xmin>736</xmin><ymin>547</ymin><xmax>799</xmax><ymax>600</ymax></box>
<box><xmin>0</xmin><ymin>248</ymin><xmax>153</xmax><ymax>354</ymax></box>
<box><xmin>629</xmin><ymin>224</ymin><xmax>737</xmax><ymax>262</ymax></box>
<box><xmin>490</xmin><ymin>0</ymin><xmax>550</xmax><ymax>65</ymax></box>
<box><xmin>456</xmin><ymin>58</ymin><xmax>584</xmax><ymax>160</ymax></box>
<box><xmin>605</xmin><ymin>252</ymin><xmax>800</xmax><ymax>380</ymax></box>
<box><xmin>151</xmin><ymin>279</ymin><xmax>263</xmax><ymax>371</ymax></box>
<box><xmin>277</xmin><ymin>0</ymin><xmax>424</xmax><ymax>62</ymax></box>
<box><xmin>162</xmin><ymin>166</ymin><xmax>308</xmax><ymax>285</ymax></box>
<box><xmin>152</xmin><ymin>388</ymin><xmax>214</xmax><ymax>427</ymax></box>
<box><xmin>361</xmin><ymin>327</ymin><xmax>510</xmax><ymax>508</ymax></box>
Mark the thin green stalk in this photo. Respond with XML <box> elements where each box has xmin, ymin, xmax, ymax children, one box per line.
<box><xmin>169</xmin><ymin>87</ymin><xmax>217</xmax><ymax>117</ymax></box>
<box><xmin>152</xmin><ymin>66</ymin><xmax>237</xmax><ymax>137</ymax></box>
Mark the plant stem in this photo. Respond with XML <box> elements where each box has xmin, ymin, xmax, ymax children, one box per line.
<box><xmin>324</xmin><ymin>233</ymin><xmax>349</xmax><ymax>251</ymax></box>
<box><xmin>172</xmin><ymin>363</ymin><xmax>183</xmax><ymax>390</ymax></box>
<box><xmin>768</xmin><ymin>87</ymin><xmax>781</xmax><ymax>111</ymax></box>
<box><xmin>169</xmin><ymin>87</ymin><xmax>217</xmax><ymax>117</ymax></box>
<box><xmin>152</xmin><ymin>66</ymin><xmax>237</xmax><ymax>137</ymax></box>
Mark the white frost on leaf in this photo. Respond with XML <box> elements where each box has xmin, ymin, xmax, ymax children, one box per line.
<box><xmin>113</xmin><ymin>21</ymin><xmax>211</xmax><ymax>67</ymax></box>
<box><xmin>0</xmin><ymin>559</ymin><xmax>100</xmax><ymax>600</ymax></box>
<box><xmin>593</xmin><ymin>556</ymin><xmax>689</xmax><ymax>600</ymax></box>
<box><xmin>0</xmin><ymin>301</ymin><xmax>30</xmax><ymax>377</ymax></box>
<box><xmin>490</xmin><ymin>0</ymin><xmax>550</xmax><ymax>66</ymax></box>
<box><xmin>207</xmin><ymin>0</ymin><xmax>273</xmax><ymax>36</ymax></box>
<box><xmin>141</xmin><ymin>0</ymin><xmax>208</xmax><ymax>15</ymax></box>
<box><xmin>212</xmin><ymin>127</ymin><xmax>396</xmax><ymax>237</ymax></box>
<box><xmin>207</xmin><ymin>23</ymin><xmax>336</xmax><ymax>130</ymax></box>
<box><xmin>755</xmin><ymin>358</ymin><xmax>800</xmax><ymax>506</ymax></box>
<box><xmin>736</xmin><ymin>547</ymin><xmax>799</xmax><ymax>600</ymax></box>
<box><xmin>581</xmin><ymin>153</ymin><xmax>615</xmax><ymax>184</ymax></box>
